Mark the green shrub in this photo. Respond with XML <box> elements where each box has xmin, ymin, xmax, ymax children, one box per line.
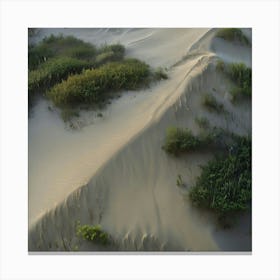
<box><xmin>202</xmin><ymin>94</ymin><xmax>224</xmax><ymax>113</ymax></box>
<box><xmin>76</xmin><ymin>224</ymin><xmax>110</xmax><ymax>245</ymax></box>
<box><xmin>163</xmin><ymin>126</ymin><xmax>230</xmax><ymax>156</ymax></box>
<box><xmin>162</xmin><ymin>127</ymin><xmax>202</xmax><ymax>156</ymax></box>
<box><xmin>47</xmin><ymin>58</ymin><xmax>150</xmax><ymax>107</ymax></box>
<box><xmin>189</xmin><ymin>136</ymin><xmax>251</xmax><ymax>216</ymax></box>
<box><xmin>28</xmin><ymin>34</ymin><xmax>97</xmax><ymax>70</ymax></box>
<box><xmin>228</xmin><ymin>63</ymin><xmax>252</xmax><ymax>100</ymax></box>
<box><xmin>28</xmin><ymin>57</ymin><xmax>92</xmax><ymax>99</ymax></box>
<box><xmin>216</xmin><ymin>28</ymin><xmax>250</xmax><ymax>45</ymax></box>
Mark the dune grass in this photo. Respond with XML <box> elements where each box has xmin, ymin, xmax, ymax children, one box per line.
<box><xmin>189</xmin><ymin>135</ymin><xmax>251</xmax><ymax>223</ymax></box>
<box><xmin>47</xmin><ymin>58</ymin><xmax>151</xmax><ymax>108</ymax></box>
<box><xmin>216</xmin><ymin>28</ymin><xmax>250</xmax><ymax>46</ymax></box>
<box><xmin>228</xmin><ymin>63</ymin><xmax>252</xmax><ymax>101</ymax></box>
<box><xmin>202</xmin><ymin>93</ymin><xmax>225</xmax><ymax>113</ymax></box>
<box><xmin>76</xmin><ymin>224</ymin><xmax>110</xmax><ymax>246</ymax></box>
<box><xmin>28</xmin><ymin>34</ymin><xmax>97</xmax><ymax>70</ymax></box>
<box><xmin>28</xmin><ymin>57</ymin><xmax>92</xmax><ymax>104</ymax></box>
<box><xmin>216</xmin><ymin>60</ymin><xmax>252</xmax><ymax>102</ymax></box>
<box><xmin>28</xmin><ymin>34</ymin><xmax>167</xmax><ymax>113</ymax></box>
<box><xmin>162</xmin><ymin>127</ymin><xmax>228</xmax><ymax>156</ymax></box>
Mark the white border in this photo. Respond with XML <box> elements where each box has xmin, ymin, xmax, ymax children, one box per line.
<box><xmin>1</xmin><ymin>0</ymin><xmax>280</xmax><ymax>279</ymax></box>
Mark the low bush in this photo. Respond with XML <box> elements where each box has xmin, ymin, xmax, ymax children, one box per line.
<box><xmin>228</xmin><ymin>63</ymin><xmax>251</xmax><ymax>100</ymax></box>
<box><xmin>28</xmin><ymin>34</ymin><xmax>97</xmax><ymax>70</ymax></box>
<box><xmin>28</xmin><ymin>57</ymin><xmax>92</xmax><ymax>100</ymax></box>
<box><xmin>76</xmin><ymin>224</ymin><xmax>110</xmax><ymax>245</ymax></box>
<box><xmin>47</xmin><ymin>58</ymin><xmax>150</xmax><ymax>107</ymax></box>
<box><xmin>162</xmin><ymin>127</ymin><xmax>203</xmax><ymax>156</ymax></box>
<box><xmin>216</xmin><ymin>28</ymin><xmax>250</xmax><ymax>45</ymax></box>
<box><xmin>202</xmin><ymin>94</ymin><xmax>225</xmax><ymax>113</ymax></box>
<box><xmin>189</xmin><ymin>136</ymin><xmax>251</xmax><ymax>216</ymax></box>
<box><xmin>163</xmin><ymin>126</ymin><xmax>231</xmax><ymax>156</ymax></box>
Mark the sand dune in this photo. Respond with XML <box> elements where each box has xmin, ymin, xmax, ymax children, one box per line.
<box><xmin>28</xmin><ymin>28</ymin><xmax>251</xmax><ymax>251</ymax></box>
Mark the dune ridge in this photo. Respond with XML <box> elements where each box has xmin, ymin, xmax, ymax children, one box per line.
<box><xmin>28</xmin><ymin>28</ymin><xmax>251</xmax><ymax>251</ymax></box>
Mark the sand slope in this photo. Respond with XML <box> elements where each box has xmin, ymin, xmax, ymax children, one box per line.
<box><xmin>28</xmin><ymin>28</ymin><xmax>252</xmax><ymax>251</ymax></box>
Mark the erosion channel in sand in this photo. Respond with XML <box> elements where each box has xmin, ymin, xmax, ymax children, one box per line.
<box><xmin>28</xmin><ymin>28</ymin><xmax>252</xmax><ymax>251</ymax></box>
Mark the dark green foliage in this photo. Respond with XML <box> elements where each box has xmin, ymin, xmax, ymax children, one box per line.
<box><xmin>162</xmin><ymin>127</ymin><xmax>202</xmax><ymax>156</ymax></box>
<box><xmin>189</xmin><ymin>136</ymin><xmax>251</xmax><ymax>215</ymax></box>
<box><xmin>47</xmin><ymin>58</ymin><xmax>150</xmax><ymax>107</ymax></box>
<box><xmin>163</xmin><ymin>126</ymin><xmax>231</xmax><ymax>156</ymax></box>
<box><xmin>76</xmin><ymin>224</ymin><xmax>110</xmax><ymax>245</ymax></box>
<box><xmin>216</xmin><ymin>28</ymin><xmax>250</xmax><ymax>45</ymax></box>
<box><xmin>28</xmin><ymin>57</ymin><xmax>92</xmax><ymax>99</ymax></box>
<box><xmin>228</xmin><ymin>63</ymin><xmax>252</xmax><ymax>101</ymax></box>
<box><xmin>216</xmin><ymin>60</ymin><xmax>252</xmax><ymax>102</ymax></box>
<box><xmin>202</xmin><ymin>94</ymin><xmax>225</xmax><ymax>113</ymax></box>
<box><xmin>28</xmin><ymin>34</ymin><xmax>97</xmax><ymax>70</ymax></box>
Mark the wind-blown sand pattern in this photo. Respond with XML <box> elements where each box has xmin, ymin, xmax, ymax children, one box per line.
<box><xmin>28</xmin><ymin>28</ymin><xmax>252</xmax><ymax>252</ymax></box>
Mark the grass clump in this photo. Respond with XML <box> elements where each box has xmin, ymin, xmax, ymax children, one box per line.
<box><xmin>228</xmin><ymin>63</ymin><xmax>251</xmax><ymax>101</ymax></box>
<box><xmin>95</xmin><ymin>44</ymin><xmax>125</xmax><ymax>65</ymax></box>
<box><xmin>162</xmin><ymin>127</ymin><xmax>203</xmax><ymax>156</ymax></box>
<box><xmin>202</xmin><ymin>94</ymin><xmax>225</xmax><ymax>113</ymax></box>
<box><xmin>28</xmin><ymin>34</ymin><xmax>97</xmax><ymax>70</ymax></box>
<box><xmin>76</xmin><ymin>223</ymin><xmax>110</xmax><ymax>246</ymax></box>
<box><xmin>163</xmin><ymin>126</ymin><xmax>231</xmax><ymax>156</ymax></box>
<box><xmin>28</xmin><ymin>57</ymin><xmax>92</xmax><ymax>101</ymax></box>
<box><xmin>189</xmin><ymin>136</ymin><xmax>251</xmax><ymax>221</ymax></box>
<box><xmin>47</xmin><ymin>58</ymin><xmax>150</xmax><ymax>107</ymax></box>
<box><xmin>216</xmin><ymin>28</ymin><xmax>250</xmax><ymax>45</ymax></box>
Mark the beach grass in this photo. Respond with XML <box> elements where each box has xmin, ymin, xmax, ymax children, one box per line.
<box><xmin>216</xmin><ymin>28</ymin><xmax>250</xmax><ymax>45</ymax></box>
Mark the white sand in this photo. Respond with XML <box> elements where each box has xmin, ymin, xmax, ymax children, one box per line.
<box><xmin>28</xmin><ymin>28</ymin><xmax>252</xmax><ymax>251</ymax></box>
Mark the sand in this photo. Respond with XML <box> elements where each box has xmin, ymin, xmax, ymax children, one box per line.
<box><xmin>28</xmin><ymin>28</ymin><xmax>252</xmax><ymax>251</ymax></box>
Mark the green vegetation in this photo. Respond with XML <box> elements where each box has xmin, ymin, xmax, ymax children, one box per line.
<box><xmin>28</xmin><ymin>57</ymin><xmax>92</xmax><ymax>101</ymax></box>
<box><xmin>162</xmin><ymin>127</ymin><xmax>203</xmax><ymax>156</ymax></box>
<box><xmin>163</xmin><ymin>125</ymin><xmax>233</xmax><ymax>155</ymax></box>
<box><xmin>76</xmin><ymin>224</ymin><xmax>110</xmax><ymax>245</ymax></box>
<box><xmin>95</xmin><ymin>44</ymin><xmax>125</xmax><ymax>66</ymax></box>
<box><xmin>47</xmin><ymin>58</ymin><xmax>150</xmax><ymax>107</ymax></box>
<box><xmin>28</xmin><ymin>34</ymin><xmax>168</xmax><ymax>119</ymax></box>
<box><xmin>195</xmin><ymin>116</ymin><xmax>210</xmax><ymax>129</ymax></box>
<box><xmin>216</xmin><ymin>60</ymin><xmax>252</xmax><ymax>102</ymax></box>
<box><xmin>228</xmin><ymin>63</ymin><xmax>252</xmax><ymax>101</ymax></box>
<box><xmin>216</xmin><ymin>28</ymin><xmax>250</xmax><ymax>45</ymax></box>
<box><xmin>189</xmin><ymin>136</ymin><xmax>251</xmax><ymax>221</ymax></box>
<box><xmin>202</xmin><ymin>93</ymin><xmax>225</xmax><ymax>113</ymax></box>
<box><xmin>28</xmin><ymin>34</ymin><xmax>97</xmax><ymax>70</ymax></box>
